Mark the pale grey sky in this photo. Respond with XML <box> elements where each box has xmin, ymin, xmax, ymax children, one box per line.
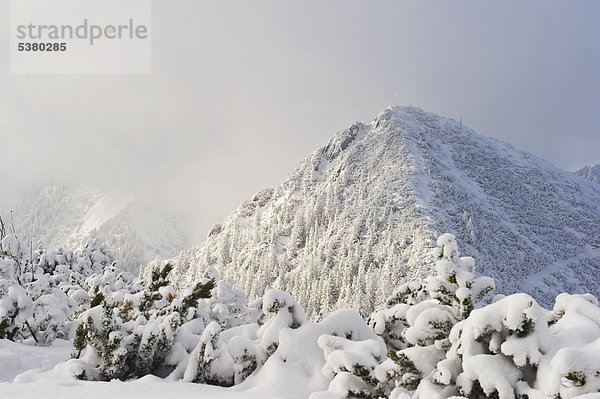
<box><xmin>1</xmin><ymin>0</ymin><xmax>599</xmax><ymax>240</ymax></box>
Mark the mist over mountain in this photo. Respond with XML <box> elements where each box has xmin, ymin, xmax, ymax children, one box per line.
<box><xmin>167</xmin><ymin>106</ymin><xmax>600</xmax><ymax>318</ymax></box>
<box><xmin>1</xmin><ymin>183</ymin><xmax>190</xmax><ymax>275</ymax></box>
<box><xmin>575</xmin><ymin>164</ymin><xmax>600</xmax><ymax>183</ymax></box>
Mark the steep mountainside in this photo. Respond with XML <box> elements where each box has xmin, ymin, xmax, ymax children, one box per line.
<box><xmin>170</xmin><ymin>106</ymin><xmax>600</xmax><ymax>317</ymax></box>
<box><xmin>575</xmin><ymin>164</ymin><xmax>600</xmax><ymax>183</ymax></box>
<box><xmin>1</xmin><ymin>184</ymin><xmax>189</xmax><ymax>274</ymax></box>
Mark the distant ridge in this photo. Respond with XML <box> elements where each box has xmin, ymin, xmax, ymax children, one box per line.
<box><xmin>1</xmin><ymin>183</ymin><xmax>189</xmax><ymax>274</ymax></box>
<box><xmin>575</xmin><ymin>164</ymin><xmax>600</xmax><ymax>183</ymax></box>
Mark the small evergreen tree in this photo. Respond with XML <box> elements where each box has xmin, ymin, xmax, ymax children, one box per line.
<box><xmin>229</xmin><ymin>335</ymin><xmax>264</xmax><ymax>384</ymax></box>
<box><xmin>257</xmin><ymin>289</ymin><xmax>307</xmax><ymax>356</ymax></box>
<box><xmin>72</xmin><ymin>322</ymin><xmax>87</xmax><ymax>359</ymax></box>
<box><xmin>315</xmin><ymin>334</ymin><xmax>387</xmax><ymax>399</ymax></box>
<box><xmin>139</xmin><ymin>263</ymin><xmax>174</xmax><ymax>315</ymax></box>
<box><xmin>184</xmin><ymin>321</ymin><xmax>234</xmax><ymax>386</ymax></box>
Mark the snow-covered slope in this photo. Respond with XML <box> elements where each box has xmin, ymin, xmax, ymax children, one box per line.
<box><xmin>1</xmin><ymin>184</ymin><xmax>189</xmax><ymax>274</ymax></box>
<box><xmin>575</xmin><ymin>164</ymin><xmax>600</xmax><ymax>183</ymax></box>
<box><xmin>168</xmin><ymin>106</ymin><xmax>600</xmax><ymax>317</ymax></box>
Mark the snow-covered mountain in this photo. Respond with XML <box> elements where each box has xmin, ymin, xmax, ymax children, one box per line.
<box><xmin>575</xmin><ymin>164</ymin><xmax>600</xmax><ymax>183</ymax></box>
<box><xmin>168</xmin><ymin>106</ymin><xmax>600</xmax><ymax>318</ymax></box>
<box><xmin>1</xmin><ymin>184</ymin><xmax>190</xmax><ymax>274</ymax></box>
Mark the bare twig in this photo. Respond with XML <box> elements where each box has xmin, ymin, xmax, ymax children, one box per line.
<box><xmin>9</xmin><ymin>210</ymin><xmax>17</xmax><ymax>237</ymax></box>
<box><xmin>0</xmin><ymin>215</ymin><xmax>5</xmax><ymax>241</ymax></box>
<box><xmin>24</xmin><ymin>321</ymin><xmax>39</xmax><ymax>344</ymax></box>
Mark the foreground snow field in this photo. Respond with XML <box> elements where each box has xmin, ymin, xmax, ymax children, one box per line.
<box><xmin>2</xmin><ymin>377</ymin><xmax>278</xmax><ymax>399</ymax></box>
<box><xmin>0</xmin><ymin>339</ymin><xmax>281</xmax><ymax>398</ymax></box>
<box><xmin>2</xmin><ymin>377</ymin><xmax>279</xmax><ymax>399</ymax></box>
<box><xmin>0</xmin><ymin>339</ymin><xmax>72</xmax><ymax>382</ymax></box>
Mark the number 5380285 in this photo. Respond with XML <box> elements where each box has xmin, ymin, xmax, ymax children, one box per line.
<box><xmin>18</xmin><ymin>42</ymin><xmax>67</xmax><ymax>51</ymax></box>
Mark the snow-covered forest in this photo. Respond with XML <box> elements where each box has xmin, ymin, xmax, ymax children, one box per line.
<box><xmin>2</xmin><ymin>220</ymin><xmax>600</xmax><ymax>399</ymax></box>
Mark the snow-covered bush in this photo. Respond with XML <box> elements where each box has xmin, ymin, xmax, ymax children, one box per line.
<box><xmin>315</xmin><ymin>233</ymin><xmax>495</xmax><ymax>398</ymax></box>
<box><xmin>368</xmin><ymin>280</ymin><xmax>426</xmax><ymax>351</ymax></box>
<box><xmin>73</xmin><ymin>262</ymin><xmax>215</xmax><ymax>380</ymax></box>
<box><xmin>228</xmin><ymin>332</ymin><xmax>265</xmax><ymax>384</ymax></box>
<box><xmin>357</xmin><ymin>234</ymin><xmax>600</xmax><ymax>399</ymax></box>
<box><xmin>430</xmin><ymin>291</ymin><xmax>600</xmax><ymax>399</ymax></box>
<box><xmin>535</xmin><ymin>293</ymin><xmax>600</xmax><ymax>398</ymax></box>
<box><xmin>71</xmin><ymin>261</ymin><xmax>269</xmax><ymax>385</ymax></box>
<box><xmin>0</xmin><ymin>284</ymin><xmax>33</xmax><ymax>341</ymax></box>
<box><xmin>433</xmin><ymin>293</ymin><xmax>549</xmax><ymax>398</ymax></box>
<box><xmin>207</xmin><ymin>270</ymin><xmax>249</xmax><ymax>329</ymax></box>
<box><xmin>427</xmin><ymin>233</ymin><xmax>495</xmax><ymax>320</ymax></box>
<box><xmin>83</xmin><ymin>264</ymin><xmax>143</xmax><ymax>313</ymax></box>
<box><xmin>183</xmin><ymin>320</ymin><xmax>235</xmax><ymax>386</ymax></box>
<box><xmin>315</xmin><ymin>335</ymin><xmax>387</xmax><ymax>398</ymax></box>
<box><xmin>0</xmin><ymin>222</ymin><xmax>131</xmax><ymax>345</ymax></box>
<box><xmin>258</xmin><ymin>289</ymin><xmax>307</xmax><ymax>355</ymax></box>
<box><xmin>369</xmin><ymin>234</ymin><xmax>494</xmax><ymax>352</ymax></box>
<box><xmin>180</xmin><ymin>288</ymin><xmax>308</xmax><ymax>386</ymax></box>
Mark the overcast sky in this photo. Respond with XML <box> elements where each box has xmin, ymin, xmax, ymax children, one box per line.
<box><xmin>1</xmin><ymin>0</ymin><xmax>599</xmax><ymax>241</ymax></box>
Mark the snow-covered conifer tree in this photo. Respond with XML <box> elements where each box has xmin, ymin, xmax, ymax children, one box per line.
<box><xmin>313</xmin><ymin>335</ymin><xmax>387</xmax><ymax>399</ymax></box>
<box><xmin>257</xmin><ymin>289</ymin><xmax>307</xmax><ymax>356</ymax></box>
<box><xmin>183</xmin><ymin>321</ymin><xmax>234</xmax><ymax>386</ymax></box>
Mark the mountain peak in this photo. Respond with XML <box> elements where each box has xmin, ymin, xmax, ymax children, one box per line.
<box><xmin>169</xmin><ymin>107</ymin><xmax>600</xmax><ymax>318</ymax></box>
<box><xmin>384</xmin><ymin>104</ymin><xmax>426</xmax><ymax>116</ymax></box>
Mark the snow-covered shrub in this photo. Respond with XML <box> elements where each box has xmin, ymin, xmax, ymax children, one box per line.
<box><xmin>313</xmin><ymin>233</ymin><xmax>495</xmax><ymax>398</ymax></box>
<box><xmin>73</xmin><ymin>261</ymin><xmax>265</xmax><ymax>385</ymax></box>
<box><xmin>166</xmin><ymin>267</ymin><xmax>258</xmax><ymax>385</ymax></box>
<box><xmin>74</xmin><ymin>262</ymin><xmax>216</xmax><ymax>380</ymax></box>
<box><xmin>0</xmin><ymin>284</ymin><xmax>33</xmax><ymax>341</ymax></box>
<box><xmin>0</xmin><ymin>227</ymin><xmax>128</xmax><ymax>345</ymax></box>
<box><xmin>426</xmin><ymin>291</ymin><xmax>600</xmax><ymax>399</ymax></box>
<box><xmin>187</xmin><ymin>289</ymin><xmax>309</xmax><ymax>386</ymax></box>
<box><xmin>206</xmin><ymin>269</ymin><xmax>249</xmax><ymax>329</ymax></box>
<box><xmin>258</xmin><ymin>289</ymin><xmax>307</xmax><ymax>356</ymax></box>
<box><xmin>368</xmin><ymin>281</ymin><xmax>426</xmax><ymax>351</ymax></box>
<box><xmin>315</xmin><ymin>335</ymin><xmax>387</xmax><ymax>399</ymax></box>
<box><xmin>369</xmin><ymin>234</ymin><xmax>494</xmax><ymax>353</ymax></box>
<box><xmin>83</xmin><ymin>262</ymin><xmax>143</xmax><ymax>314</ymax></box>
<box><xmin>0</xmin><ymin>214</ymin><xmax>140</xmax><ymax>344</ymax></box>
<box><xmin>228</xmin><ymin>333</ymin><xmax>265</xmax><ymax>384</ymax></box>
<box><xmin>171</xmin><ymin>287</ymin><xmax>328</xmax><ymax>388</ymax></box>
<box><xmin>535</xmin><ymin>293</ymin><xmax>600</xmax><ymax>398</ymax></box>
<box><xmin>183</xmin><ymin>320</ymin><xmax>234</xmax><ymax>386</ymax></box>
<box><xmin>433</xmin><ymin>293</ymin><xmax>549</xmax><ymax>398</ymax></box>
<box><xmin>27</xmin><ymin>274</ymin><xmax>78</xmax><ymax>345</ymax></box>
<box><xmin>419</xmin><ymin>291</ymin><xmax>600</xmax><ymax>399</ymax></box>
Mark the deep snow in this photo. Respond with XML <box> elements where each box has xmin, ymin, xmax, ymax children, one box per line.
<box><xmin>0</xmin><ymin>339</ymin><xmax>279</xmax><ymax>398</ymax></box>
